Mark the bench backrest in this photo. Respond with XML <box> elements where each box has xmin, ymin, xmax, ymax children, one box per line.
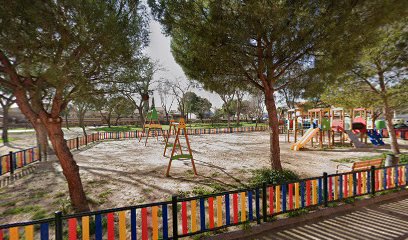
<box><xmin>352</xmin><ymin>159</ymin><xmax>383</xmax><ymax>171</ymax></box>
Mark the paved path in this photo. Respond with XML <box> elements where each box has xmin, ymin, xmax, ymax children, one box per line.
<box><xmin>252</xmin><ymin>197</ymin><xmax>408</xmax><ymax>240</ymax></box>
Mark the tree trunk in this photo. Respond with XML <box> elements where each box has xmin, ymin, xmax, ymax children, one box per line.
<box><xmin>378</xmin><ymin>71</ymin><xmax>400</xmax><ymax>155</ymax></box>
<box><xmin>383</xmin><ymin>98</ymin><xmax>400</xmax><ymax>155</ymax></box>
<box><xmin>264</xmin><ymin>87</ymin><xmax>283</xmax><ymax>170</ymax></box>
<box><xmin>2</xmin><ymin>105</ymin><xmax>9</xmax><ymax>143</ymax></box>
<box><xmin>236</xmin><ymin>100</ymin><xmax>241</xmax><ymax>125</ymax></box>
<box><xmin>227</xmin><ymin>114</ymin><xmax>231</xmax><ymax>128</ymax></box>
<box><xmin>35</xmin><ymin>123</ymin><xmax>49</xmax><ymax>161</ymax></box>
<box><xmin>138</xmin><ymin>107</ymin><xmax>144</xmax><ymax>126</ymax></box>
<box><xmin>79</xmin><ymin>114</ymin><xmax>87</xmax><ymax>136</ymax></box>
<box><xmin>44</xmin><ymin>120</ymin><xmax>89</xmax><ymax>212</ymax></box>
<box><xmin>65</xmin><ymin>113</ymin><xmax>70</xmax><ymax>130</ymax></box>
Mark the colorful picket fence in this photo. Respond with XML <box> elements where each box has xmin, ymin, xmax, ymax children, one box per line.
<box><xmin>0</xmin><ymin>147</ymin><xmax>39</xmax><ymax>176</ymax></box>
<box><xmin>1</xmin><ymin>164</ymin><xmax>407</xmax><ymax>240</ymax></box>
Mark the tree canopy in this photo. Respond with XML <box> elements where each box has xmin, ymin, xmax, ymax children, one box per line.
<box><xmin>0</xmin><ymin>0</ymin><xmax>149</xmax><ymax>211</ymax></box>
<box><xmin>148</xmin><ymin>0</ymin><xmax>404</xmax><ymax>169</ymax></box>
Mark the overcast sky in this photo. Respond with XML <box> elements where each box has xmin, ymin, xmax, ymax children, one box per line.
<box><xmin>145</xmin><ymin>19</ymin><xmax>224</xmax><ymax>110</ymax></box>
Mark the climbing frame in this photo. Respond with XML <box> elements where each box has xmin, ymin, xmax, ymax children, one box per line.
<box><xmin>139</xmin><ymin>108</ymin><xmax>164</xmax><ymax>146</ymax></box>
<box><xmin>166</xmin><ymin>118</ymin><xmax>197</xmax><ymax>177</ymax></box>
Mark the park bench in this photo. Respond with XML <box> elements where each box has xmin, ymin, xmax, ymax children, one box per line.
<box><xmin>336</xmin><ymin>158</ymin><xmax>383</xmax><ymax>173</ymax></box>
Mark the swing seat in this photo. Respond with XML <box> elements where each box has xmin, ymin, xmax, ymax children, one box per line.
<box><xmin>166</xmin><ymin>143</ymin><xmax>181</xmax><ymax>148</ymax></box>
<box><xmin>171</xmin><ymin>154</ymin><xmax>192</xmax><ymax>160</ymax></box>
<box><xmin>146</xmin><ymin>124</ymin><xmax>162</xmax><ymax>129</ymax></box>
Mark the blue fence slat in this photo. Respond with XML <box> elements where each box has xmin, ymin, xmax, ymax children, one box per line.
<box><xmin>40</xmin><ymin>223</ymin><xmax>49</xmax><ymax>240</ymax></box>
<box><xmin>367</xmin><ymin>171</ymin><xmax>371</xmax><ymax>193</ymax></box>
<box><xmin>395</xmin><ymin>166</ymin><xmax>399</xmax><ymax>187</ymax></box>
<box><xmin>95</xmin><ymin>214</ymin><xmax>103</xmax><ymax>240</ymax></box>
<box><xmin>200</xmin><ymin>198</ymin><xmax>206</xmax><ymax>231</ymax></box>
<box><xmin>255</xmin><ymin>188</ymin><xmax>260</xmax><ymax>221</ymax></box>
<box><xmin>131</xmin><ymin>208</ymin><xmax>137</xmax><ymax>240</ymax></box>
<box><xmin>225</xmin><ymin>193</ymin><xmax>230</xmax><ymax>225</ymax></box>
<box><xmin>339</xmin><ymin>176</ymin><xmax>343</xmax><ymax>199</ymax></box>
<box><xmin>248</xmin><ymin>191</ymin><xmax>253</xmax><ymax>221</ymax></box>
<box><xmin>353</xmin><ymin>173</ymin><xmax>357</xmax><ymax>196</ymax></box>
<box><xmin>383</xmin><ymin>169</ymin><xmax>387</xmax><ymax>190</ymax></box>
<box><xmin>162</xmin><ymin>204</ymin><xmax>168</xmax><ymax>239</ymax></box>
<box><xmin>282</xmin><ymin>185</ymin><xmax>287</xmax><ymax>212</ymax></box>
<box><xmin>318</xmin><ymin>178</ymin><xmax>322</xmax><ymax>204</ymax></box>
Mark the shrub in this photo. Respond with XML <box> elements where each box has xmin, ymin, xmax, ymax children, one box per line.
<box><xmin>249</xmin><ymin>169</ymin><xmax>300</xmax><ymax>187</ymax></box>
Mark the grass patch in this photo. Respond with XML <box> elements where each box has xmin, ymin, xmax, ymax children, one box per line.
<box><xmin>29</xmin><ymin>190</ymin><xmax>48</xmax><ymax>199</ymax></box>
<box><xmin>32</xmin><ymin>209</ymin><xmax>49</xmax><ymax>220</ymax></box>
<box><xmin>93</xmin><ymin>122</ymin><xmax>267</xmax><ymax>132</ymax></box>
<box><xmin>0</xmin><ymin>200</ymin><xmax>18</xmax><ymax>207</ymax></box>
<box><xmin>286</xmin><ymin>208</ymin><xmax>309</xmax><ymax>218</ymax></box>
<box><xmin>249</xmin><ymin>169</ymin><xmax>300</xmax><ymax>187</ymax></box>
<box><xmin>0</xmin><ymin>137</ymin><xmax>16</xmax><ymax>143</ymax></box>
<box><xmin>97</xmin><ymin>190</ymin><xmax>112</xmax><ymax>204</ymax></box>
<box><xmin>332</xmin><ymin>153</ymin><xmax>408</xmax><ymax>164</ymax></box>
<box><xmin>93</xmin><ymin>126</ymin><xmax>143</xmax><ymax>132</ymax></box>
<box><xmin>1</xmin><ymin>205</ymin><xmax>41</xmax><ymax>217</ymax></box>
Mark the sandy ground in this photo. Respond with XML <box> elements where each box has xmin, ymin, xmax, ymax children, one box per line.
<box><xmin>1</xmin><ymin>130</ymin><xmax>407</xmax><ymax>224</ymax></box>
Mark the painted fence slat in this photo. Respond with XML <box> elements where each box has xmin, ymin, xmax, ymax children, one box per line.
<box><xmin>248</xmin><ymin>191</ymin><xmax>253</xmax><ymax>221</ymax></box>
<box><xmin>141</xmin><ymin>208</ymin><xmax>148</xmax><ymax>240</ymax></box>
<box><xmin>191</xmin><ymin>200</ymin><xmax>197</xmax><ymax>233</ymax></box>
<box><xmin>82</xmin><ymin>216</ymin><xmax>90</xmax><ymax>240</ymax></box>
<box><xmin>119</xmin><ymin>211</ymin><xmax>127</xmax><ymax>240</ymax></box>
<box><xmin>306</xmin><ymin>181</ymin><xmax>311</xmax><ymax>206</ymax></box>
<box><xmin>275</xmin><ymin>186</ymin><xmax>281</xmax><ymax>213</ymax></box>
<box><xmin>182</xmin><ymin>202</ymin><xmax>188</xmax><ymax>234</ymax></box>
<box><xmin>152</xmin><ymin>206</ymin><xmax>159</xmax><ymax>240</ymax></box>
<box><xmin>343</xmin><ymin>175</ymin><xmax>348</xmax><ymax>198</ymax></box>
<box><xmin>225</xmin><ymin>194</ymin><xmax>230</xmax><ymax>225</ymax></box>
<box><xmin>240</xmin><ymin>192</ymin><xmax>246</xmax><ymax>222</ymax></box>
<box><xmin>25</xmin><ymin>225</ymin><xmax>34</xmax><ymax>240</ymax></box>
<box><xmin>40</xmin><ymin>223</ymin><xmax>49</xmax><ymax>240</ymax></box>
<box><xmin>96</xmin><ymin>214</ymin><xmax>103</xmax><ymax>240</ymax></box>
<box><xmin>162</xmin><ymin>204</ymin><xmax>169</xmax><ymax>239</ymax></box>
<box><xmin>281</xmin><ymin>185</ymin><xmax>287</xmax><ymax>212</ymax></box>
<box><xmin>107</xmin><ymin>213</ymin><xmax>115</xmax><ymax>240</ymax></box>
<box><xmin>384</xmin><ymin>168</ymin><xmax>388</xmax><ymax>190</ymax></box>
<box><xmin>233</xmin><ymin>193</ymin><xmax>238</xmax><ymax>224</ymax></box>
<box><xmin>9</xmin><ymin>227</ymin><xmax>18</xmax><ymax>240</ymax></box>
<box><xmin>131</xmin><ymin>209</ymin><xmax>137</xmax><ymax>240</ymax></box>
<box><xmin>269</xmin><ymin>187</ymin><xmax>274</xmax><ymax>214</ymax></box>
<box><xmin>288</xmin><ymin>183</ymin><xmax>293</xmax><ymax>210</ymax></box>
<box><xmin>300</xmin><ymin>182</ymin><xmax>305</xmax><ymax>208</ymax></box>
<box><xmin>312</xmin><ymin>179</ymin><xmax>317</xmax><ymax>205</ymax></box>
<box><xmin>318</xmin><ymin>178</ymin><xmax>322</xmax><ymax>204</ymax></box>
<box><xmin>217</xmin><ymin>196</ymin><xmax>223</xmax><ymax>227</ymax></box>
<box><xmin>200</xmin><ymin>198</ymin><xmax>206</xmax><ymax>230</ymax></box>
<box><xmin>68</xmin><ymin>218</ymin><xmax>77</xmax><ymax>240</ymax></box>
<box><xmin>295</xmin><ymin>183</ymin><xmax>300</xmax><ymax>209</ymax></box>
<box><xmin>328</xmin><ymin>176</ymin><xmax>333</xmax><ymax>201</ymax></box>
<box><xmin>208</xmin><ymin>197</ymin><xmax>215</xmax><ymax>229</ymax></box>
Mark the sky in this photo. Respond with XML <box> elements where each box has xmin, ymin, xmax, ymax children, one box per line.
<box><xmin>145</xmin><ymin>19</ymin><xmax>224</xmax><ymax>110</ymax></box>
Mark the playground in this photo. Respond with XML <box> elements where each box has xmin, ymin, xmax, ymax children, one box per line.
<box><xmin>1</xmin><ymin>127</ymin><xmax>406</xmax><ymax>224</ymax></box>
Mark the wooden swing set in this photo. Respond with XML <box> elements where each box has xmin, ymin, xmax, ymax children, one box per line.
<box><xmin>139</xmin><ymin>107</ymin><xmax>164</xmax><ymax>146</ymax></box>
<box><xmin>164</xmin><ymin>118</ymin><xmax>197</xmax><ymax>177</ymax></box>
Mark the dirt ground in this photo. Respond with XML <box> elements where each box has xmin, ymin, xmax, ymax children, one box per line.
<box><xmin>1</xmin><ymin>129</ymin><xmax>407</xmax><ymax>224</ymax></box>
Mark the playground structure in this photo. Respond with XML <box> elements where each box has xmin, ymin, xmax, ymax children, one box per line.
<box><xmin>285</xmin><ymin>108</ymin><xmax>309</xmax><ymax>143</ymax></box>
<box><xmin>165</xmin><ymin>118</ymin><xmax>197</xmax><ymax>177</ymax></box>
<box><xmin>290</xmin><ymin>107</ymin><xmax>387</xmax><ymax>151</ymax></box>
<box><xmin>138</xmin><ymin>108</ymin><xmax>164</xmax><ymax>146</ymax></box>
